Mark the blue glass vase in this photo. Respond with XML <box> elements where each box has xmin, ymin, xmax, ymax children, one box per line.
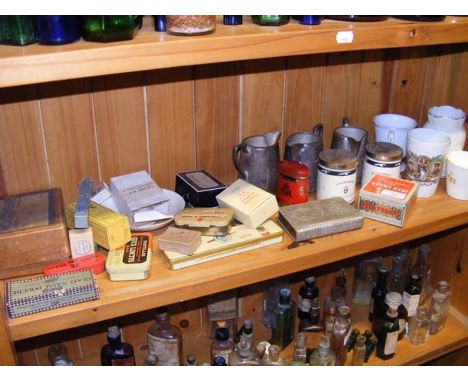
<box><xmin>33</xmin><ymin>16</ymin><xmax>81</xmax><ymax>45</ymax></box>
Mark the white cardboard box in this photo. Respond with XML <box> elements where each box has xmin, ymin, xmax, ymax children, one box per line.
<box><xmin>216</xmin><ymin>179</ymin><xmax>279</xmax><ymax>228</ymax></box>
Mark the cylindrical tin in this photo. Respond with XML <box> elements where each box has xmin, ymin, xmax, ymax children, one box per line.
<box><xmin>317</xmin><ymin>149</ymin><xmax>357</xmax><ymax>203</ymax></box>
<box><xmin>361</xmin><ymin>142</ymin><xmax>403</xmax><ymax>185</ymax></box>
<box><xmin>277</xmin><ymin>160</ymin><xmax>309</xmax><ymax>205</ymax></box>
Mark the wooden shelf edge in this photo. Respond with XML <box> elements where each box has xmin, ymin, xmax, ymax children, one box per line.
<box><xmin>0</xmin><ymin>17</ymin><xmax>467</xmax><ymax>88</ymax></box>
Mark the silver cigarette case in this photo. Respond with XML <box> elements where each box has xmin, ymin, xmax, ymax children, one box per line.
<box><xmin>278</xmin><ymin>197</ymin><xmax>364</xmax><ymax>242</ymax></box>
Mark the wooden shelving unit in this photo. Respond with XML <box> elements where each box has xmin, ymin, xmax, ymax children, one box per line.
<box><xmin>0</xmin><ymin>17</ymin><xmax>467</xmax><ymax>88</ymax></box>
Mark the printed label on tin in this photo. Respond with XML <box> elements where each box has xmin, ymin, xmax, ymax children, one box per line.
<box><xmin>123</xmin><ymin>235</ymin><xmax>149</xmax><ymax>264</ymax></box>
<box><xmin>317</xmin><ymin>168</ymin><xmax>356</xmax><ymax>203</ymax></box>
<box><xmin>147</xmin><ymin>333</ymin><xmax>180</xmax><ymax>366</ymax></box>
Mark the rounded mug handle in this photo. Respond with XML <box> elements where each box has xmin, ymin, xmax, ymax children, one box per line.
<box><xmin>232</xmin><ymin>143</ymin><xmax>246</xmax><ymax>177</ymax></box>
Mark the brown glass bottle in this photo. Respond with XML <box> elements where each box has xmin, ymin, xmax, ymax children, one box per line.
<box><xmin>376</xmin><ymin>307</ymin><xmax>399</xmax><ymax>360</ymax></box>
<box><xmin>101</xmin><ymin>326</ymin><xmax>136</xmax><ymax>366</ymax></box>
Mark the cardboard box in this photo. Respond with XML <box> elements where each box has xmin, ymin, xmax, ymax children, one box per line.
<box><xmin>216</xmin><ymin>179</ymin><xmax>279</xmax><ymax>229</ymax></box>
<box><xmin>0</xmin><ymin>188</ymin><xmax>71</xmax><ymax>279</ymax></box>
<box><xmin>358</xmin><ymin>174</ymin><xmax>419</xmax><ymax>227</ymax></box>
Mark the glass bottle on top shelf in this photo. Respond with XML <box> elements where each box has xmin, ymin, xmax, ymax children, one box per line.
<box><xmin>297</xmin><ymin>276</ymin><xmax>319</xmax><ymax>321</ymax></box>
<box><xmin>211</xmin><ymin>327</ymin><xmax>235</xmax><ymax>365</ymax></box>
<box><xmin>376</xmin><ymin>307</ymin><xmax>399</xmax><ymax>360</ymax></box>
<box><xmin>330</xmin><ymin>305</ymin><xmax>352</xmax><ymax>366</ymax></box>
<box><xmin>352</xmin><ymin>255</ymin><xmax>383</xmax><ymax>305</ymax></box>
<box><xmin>402</xmin><ymin>274</ymin><xmax>422</xmax><ymax>318</ymax></box>
<box><xmin>81</xmin><ymin>16</ymin><xmax>140</xmax><ymax>43</ymax></box>
<box><xmin>48</xmin><ymin>343</ymin><xmax>74</xmax><ymax>366</ymax></box>
<box><xmin>369</xmin><ymin>266</ymin><xmax>388</xmax><ymax>323</ymax></box>
<box><xmin>186</xmin><ymin>354</ymin><xmax>197</xmax><ymax>366</ymax></box>
<box><xmin>293</xmin><ymin>332</ymin><xmax>307</xmax><ymax>363</ymax></box>
<box><xmin>147</xmin><ymin>307</ymin><xmax>183</xmax><ymax>366</ymax></box>
<box><xmin>310</xmin><ymin>334</ymin><xmax>336</xmax><ymax>366</ymax></box>
<box><xmin>207</xmin><ymin>290</ymin><xmax>238</xmax><ymax>339</ymax></box>
<box><xmin>223</xmin><ymin>16</ymin><xmax>243</xmax><ymax>25</ymax></box>
<box><xmin>144</xmin><ymin>353</ymin><xmax>159</xmax><ymax>366</ymax></box>
<box><xmin>408</xmin><ymin>306</ymin><xmax>430</xmax><ymax>345</ymax></box>
<box><xmin>263</xmin><ymin>278</ymin><xmax>290</xmax><ymax>328</ymax></box>
<box><xmin>153</xmin><ymin>15</ymin><xmax>166</xmax><ymax>32</ymax></box>
<box><xmin>166</xmin><ymin>16</ymin><xmax>216</xmax><ymax>35</ymax></box>
<box><xmin>351</xmin><ymin>334</ymin><xmax>366</xmax><ymax>366</ymax></box>
<box><xmin>212</xmin><ymin>355</ymin><xmax>227</xmax><ymax>366</ymax></box>
<box><xmin>385</xmin><ymin>292</ymin><xmax>408</xmax><ymax>341</ymax></box>
<box><xmin>229</xmin><ymin>335</ymin><xmax>260</xmax><ymax>366</ymax></box>
<box><xmin>101</xmin><ymin>326</ymin><xmax>136</xmax><ymax>366</ymax></box>
<box><xmin>0</xmin><ymin>16</ymin><xmax>35</xmax><ymax>46</ymax></box>
<box><xmin>261</xmin><ymin>344</ymin><xmax>287</xmax><ymax>366</ymax></box>
<box><xmin>33</xmin><ymin>16</ymin><xmax>81</xmax><ymax>45</ymax></box>
<box><xmin>428</xmin><ymin>280</ymin><xmax>451</xmax><ymax>335</ymax></box>
<box><xmin>299</xmin><ymin>297</ymin><xmax>323</xmax><ymax>332</ymax></box>
<box><xmin>271</xmin><ymin>288</ymin><xmax>296</xmax><ymax>349</ymax></box>
<box><xmin>251</xmin><ymin>16</ymin><xmax>291</xmax><ymax>26</ymax></box>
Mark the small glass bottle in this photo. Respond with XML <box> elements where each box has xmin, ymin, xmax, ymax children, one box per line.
<box><xmin>336</xmin><ymin>268</ymin><xmax>348</xmax><ymax>300</ymax></box>
<box><xmin>369</xmin><ymin>266</ymin><xmax>388</xmax><ymax>323</ymax></box>
<box><xmin>261</xmin><ymin>344</ymin><xmax>287</xmax><ymax>366</ymax></box>
<box><xmin>144</xmin><ymin>353</ymin><xmax>159</xmax><ymax>366</ymax></box>
<box><xmin>410</xmin><ymin>243</ymin><xmax>431</xmax><ymax>304</ymax></box>
<box><xmin>81</xmin><ymin>16</ymin><xmax>139</xmax><ymax>43</ymax></box>
<box><xmin>228</xmin><ymin>335</ymin><xmax>260</xmax><ymax>366</ymax></box>
<box><xmin>166</xmin><ymin>16</ymin><xmax>216</xmax><ymax>36</ymax></box>
<box><xmin>253</xmin><ymin>341</ymin><xmax>270</xmax><ymax>361</ymax></box>
<box><xmin>309</xmin><ymin>335</ymin><xmax>336</xmax><ymax>366</ymax></box>
<box><xmin>223</xmin><ymin>16</ymin><xmax>243</xmax><ymax>25</ymax></box>
<box><xmin>409</xmin><ymin>306</ymin><xmax>430</xmax><ymax>345</ymax></box>
<box><xmin>294</xmin><ymin>332</ymin><xmax>307</xmax><ymax>363</ymax></box>
<box><xmin>153</xmin><ymin>16</ymin><xmax>166</xmax><ymax>32</ymax></box>
<box><xmin>33</xmin><ymin>16</ymin><xmax>81</xmax><ymax>45</ymax></box>
<box><xmin>251</xmin><ymin>16</ymin><xmax>290</xmax><ymax>26</ymax></box>
<box><xmin>0</xmin><ymin>16</ymin><xmax>35</xmax><ymax>46</ymax></box>
<box><xmin>351</xmin><ymin>334</ymin><xmax>366</xmax><ymax>366</ymax></box>
<box><xmin>298</xmin><ymin>16</ymin><xmax>321</xmax><ymax>25</ymax></box>
<box><xmin>101</xmin><ymin>326</ymin><xmax>136</xmax><ymax>366</ymax></box>
<box><xmin>387</xmin><ymin>253</ymin><xmax>407</xmax><ymax>294</ymax></box>
<box><xmin>147</xmin><ymin>308</ymin><xmax>183</xmax><ymax>366</ymax></box>
<box><xmin>237</xmin><ymin>319</ymin><xmax>254</xmax><ymax>349</ymax></box>
<box><xmin>211</xmin><ymin>327</ymin><xmax>235</xmax><ymax>365</ymax></box>
<box><xmin>299</xmin><ymin>297</ymin><xmax>323</xmax><ymax>332</ymax></box>
<box><xmin>330</xmin><ymin>305</ymin><xmax>352</xmax><ymax>366</ymax></box>
<box><xmin>376</xmin><ymin>307</ymin><xmax>399</xmax><ymax>360</ymax></box>
<box><xmin>48</xmin><ymin>343</ymin><xmax>74</xmax><ymax>366</ymax></box>
<box><xmin>324</xmin><ymin>286</ymin><xmax>347</xmax><ymax>316</ymax></box>
<box><xmin>263</xmin><ymin>278</ymin><xmax>290</xmax><ymax>328</ymax></box>
<box><xmin>324</xmin><ymin>305</ymin><xmax>337</xmax><ymax>338</ymax></box>
<box><xmin>402</xmin><ymin>274</ymin><xmax>422</xmax><ymax>318</ymax></box>
<box><xmin>186</xmin><ymin>354</ymin><xmax>197</xmax><ymax>366</ymax></box>
<box><xmin>297</xmin><ymin>276</ymin><xmax>319</xmax><ymax>321</ymax></box>
<box><xmin>271</xmin><ymin>288</ymin><xmax>296</xmax><ymax>349</ymax></box>
<box><xmin>385</xmin><ymin>292</ymin><xmax>408</xmax><ymax>341</ymax></box>
<box><xmin>212</xmin><ymin>355</ymin><xmax>227</xmax><ymax>366</ymax></box>
<box><xmin>352</xmin><ymin>255</ymin><xmax>383</xmax><ymax>305</ymax></box>
<box><xmin>428</xmin><ymin>280</ymin><xmax>451</xmax><ymax>335</ymax></box>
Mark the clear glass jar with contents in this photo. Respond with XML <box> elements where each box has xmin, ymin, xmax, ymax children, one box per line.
<box><xmin>166</xmin><ymin>16</ymin><xmax>216</xmax><ymax>35</ymax></box>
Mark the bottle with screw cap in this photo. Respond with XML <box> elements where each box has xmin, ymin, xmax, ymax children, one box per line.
<box><xmin>428</xmin><ymin>280</ymin><xmax>451</xmax><ymax>335</ymax></box>
<box><xmin>309</xmin><ymin>335</ymin><xmax>335</xmax><ymax>366</ymax></box>
<box><xmin>211</xmin><ymin>327</ymin><xmax>234</xmax><ymax>364</ymax></box>
<box><xmin>271</xmin><ymin>288</ymin><xmax>296</xmax><ymax>349</ymax></box>
<box><xmin>101</xmin><ymin>326</ymin><xmax>136</xmax><ymax>366</ymax></box>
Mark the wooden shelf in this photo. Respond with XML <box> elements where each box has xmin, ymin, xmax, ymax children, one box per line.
<box><xmin>2</xmin><ymin>182</ymin><xmax>467</xmax><ymax>342</ymax></box>
<box><xmin>0</xmin><ymin>16</ymin><xmax>467</xmax><ymax>88</ymax></box>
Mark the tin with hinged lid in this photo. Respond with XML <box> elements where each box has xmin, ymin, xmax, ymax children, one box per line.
<box><xmin>277</xmin><ymin>160</ymin><xmax>309</xmax><ymax>205</ymax></box>
<box><xmin>174</xmin><ymin>208</ymin><xmax>234</xmax><ymax>236</ymax></box>
<box><xmin>361</xmin><ymin>142</ymin><xmax>404</xmax><ymax>185</ymax></box>
<box><xmin>317</xmin><ymin>149</ymin><xmax>358</xmax><ymax>203</ymax></box>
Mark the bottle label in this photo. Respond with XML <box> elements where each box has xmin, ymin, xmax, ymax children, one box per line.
<box><xmin>212</xmin><ymin>349</ymin><xmax>232</xmax><ymax>364</ymax></box>
<box><xmin>297</xmin><ymin>296</ymin><xmax>312</xmax><ymax>313</ymax></box>
<box><xmin>384</xmin><ymin>330</ymin><xmax>398</xmax><ymax>355</ymax></box>
<box><xmin>111</xmin><ymin>356</ymin><xmax>135</xmax><ymax>366</ymax></box>
<box><xmin>147</xmin><ymin>333</ymin><xmax>180</xmax><ymax>366</ymax></box>
<box><xmin>402</xmin><ymin>292</ymin><xmax>421</xmax><ymax>317</ymax></box>
<box><xmin>398</xmin><ymin>318</ymin><xmax>406</xmax><ymax>335</ymax></box>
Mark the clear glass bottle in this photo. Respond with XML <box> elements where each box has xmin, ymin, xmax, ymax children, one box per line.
<box><xmin>101</xmin><ymin>326</ymin><xmax>136</xmax><ymax>366</ymax></box>
<box><xmin>48</xmin><ymin>343</ymin><xmax>74</xmax><ymax>366</ymax></box>
<box><xmin>271</xmin><ymin>288</ymin><xmax>296</xmax><ymax>349</ymax></box>
<box><xmin>324</xmin><ymin>305</ymin><xmax>337</xmax><ymax>338</ymax></box>
<box><xmin>330</xmin><ymin>305</ymin><xmax>352</xmax><ymax>366</ymax></box>
<box><xmin>336</xmin><ymin>268</ymin><xmax>348</xmax><ymax>300</ymax></box>
<box><xmin>324</xmin><ymin>286</ymin><xmax>346</xmax><ymax>318</ymax></box>
<box><xmin>299</xmin><ymin>297</ymin><xmax>323</xmax><ymax>332</ymax></box>
<box><xmin>211</xmin><ymin>327</ymin><xmax>234</xmax><ymax>365</ymax></box>
<box><xmin>385</xmin><ymin>292</ymin><xmax>408</xmax><ymax>341</ymax></box>
<box><xmin>402</xmin><ymin>274</ymin><xmax>422</xmax><ymax>318</ymax></box>
<box><xmin>428</xmin><ymin>280</ymin><xmax>451</xmax><ymax>335</ymax></box>
<box><xmin>147</xmin><ymin>308</ymin><xmax>183</xmax><ymax>366</ymax></box>
<box><xmin>144</xmin><ymin>353</ymin><xmax>159</xmax><ymax>366</ymax></box>
<box><xmin>376</xmin><ymin>307</ymin><xmax>399</xmax><ymax>360</ymax></box>
<box><xmin>409</xmin><ymin>306</ymin><xmax>430</xmax><ymax>345</ymax></box>
<box><xmin>352</xmin><ymin>255</ymin><xmax>383</xmax><ymax>305</ymax></box>
<box><xmin>309</xmin><ymin>335</ymin><xmax>336</xmax><ymax>366</ymax></box>
<box><xmin>297</xmin><ymin>276</ymin><xmax>319</xmax><ymax>321</ymax></box>
<box><xmin>186</xmin><ymin>354</ymin><xmax>197</xmax><ymax>366</ymax></box>
<box><xmin>238</xmin><ymin>319</ymin><xmax>254</xmax><ymax>349</ymax></box>
<box><xmin>294</xmin><ymin>332</ymin><xmax>307</xmax><ymax>363</ymax></box>
<box><xmin>410</xmin><ymin>243</ymin><xmax>431</xmax><ymax>305</ymax></box>
<box><xmin>212</xmin><ymin>355</ymin><xmax>227</xmax><ymax>366</ymax></box>
<box><xmin>263</xmin><ymin>278</ymin><xmax>289</xmax><ymax>328</ymax></box>
<box><xmin>387</xmin><ymin>253</ymin><xmax>407</xmax><ymax>294</ymax></box>
<box><xmin>261</xmin><ymin>344</ymin><xmax>287</xmax><ymax>366</ymax></box>
<box><xmin>351</xmin><ymin>334</ymin><xmax>366</xmax><ymax>366</ymax></box>
<box><xmin>369</xmin><ymin>266</ymin><xmax>388</xmax><ymax>323</ymax></box>
<box><xmin>228</xmin><ymin>335</ymin><xmax>260</xmax><ymax>366</ymax></box>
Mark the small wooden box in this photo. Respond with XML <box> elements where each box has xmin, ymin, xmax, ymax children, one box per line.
<box><xmin>0</xmin><ymin>188</ymin><xmax>71</xmax><ymax>279</ymax></box>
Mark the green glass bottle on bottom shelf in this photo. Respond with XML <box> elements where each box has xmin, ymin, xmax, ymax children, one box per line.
<box><xmin>252</xmin><ymin>16</ymin><xmax>290</xmax><ymax>26</ymax></box>
<box><xmin>82</xmin><ymin>16</ymin><xmax>140</xmax><ymax>43</ymax></box>
<box><xmin>0</xmin><ymin>16</ymin><xmax>35</xmax><ymax>46</ymax></box>
<box><xmin>271</xmin><ymin>288</ymin><xmax>296</xmax><ymax>349</ymax></box>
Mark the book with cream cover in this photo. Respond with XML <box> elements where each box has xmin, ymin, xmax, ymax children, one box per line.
<box><xmin>160</xmin><ymin>219</ymin><xmax>283</xmax><ymax>270</ymax></box>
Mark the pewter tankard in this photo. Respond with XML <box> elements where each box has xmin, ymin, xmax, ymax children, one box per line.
<box><xmin>284</xmin><ymin>123</ymin><xmax>323</xmax><ymax>192</ymax></box>
<box><xmin>331</xmin><ymin>118</ymin><xmax>368</xmax><ymax>183</ymax></box>
<box><xmin>232</xmin><ymin>131</ymin><xmax>281</xmax><ymax>194</ymax></box>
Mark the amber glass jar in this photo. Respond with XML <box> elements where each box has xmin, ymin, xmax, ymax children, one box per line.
<box><xmin>166</xmin><ymin>16</ymin><xmax>216</xmax><ymax>35</ymax></box>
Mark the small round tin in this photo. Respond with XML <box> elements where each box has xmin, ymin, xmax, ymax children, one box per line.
<box><xmin>277</xmin><ymin>160</ymin><xmax>309</xmax><ymax>205</ymax></box>
<box><xmin>317</xmin><ymin>149</ymin><xmax>358</xmax><ymax>203</ymax></box>
<box><xmin>361</xmin><ymin>142</ymin><xmax>403</xmax><ymax>185</ymax></box>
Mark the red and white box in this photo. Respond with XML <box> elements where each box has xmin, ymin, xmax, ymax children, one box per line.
<box><xmin>358</xmin><ymin>174</ymin><xmax>419</xmax><ymax>227</ymax></box>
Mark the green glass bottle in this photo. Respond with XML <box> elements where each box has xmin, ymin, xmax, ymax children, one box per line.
<box><xmin>271</xmin><ymin>288</ymin><xmax>296</xmax><ymax>349</ymax></box>
<box><xmin>0</xmin><ymin>16</ymin><xmax>35</xmax><ymax>46</ymax></box>
<box><xmin>82</xmin><ymin>16</ymin><xmax>139</xmax><ymax>43</ymax></box>
<box><xmin>252</xmin><ymin>16</ymin><xmax>290</xmax><ymax>26</ymax></box>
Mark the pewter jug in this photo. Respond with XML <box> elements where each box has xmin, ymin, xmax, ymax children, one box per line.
<box><xmin>284</xmin><ymin>123</ymin><xmax>323</xmax><ymax>192</ymax></box>
<box><xmin>331</xmin><ymin>118</ymin><xmax>368</xmax><ymax>183</ymax></box>
<box><xmin>232</xmin><ymin>131</ymin><xmax>281</xmax><ymax>194</ymax></box>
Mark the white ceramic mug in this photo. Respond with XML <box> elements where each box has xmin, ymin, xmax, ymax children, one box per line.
<box><xmin>406</xmin><ymin>128</ymin><xmax>451</xmax><ymax>198</ymax></box>
<box><xmin>374</xmin><ymin>114</ymin><xmax>418</xmax><ymax>157</ymax></box>
<box><xmin>446</xmin><ymin>151</ymin><xmax>468</xmax><ymax>200</ymax></box>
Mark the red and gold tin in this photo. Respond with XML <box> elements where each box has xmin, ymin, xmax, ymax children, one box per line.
<box><xmin>277</xmin><ymin>160</ymin><xmax>309</xmax><ymax>205</ymax></box>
